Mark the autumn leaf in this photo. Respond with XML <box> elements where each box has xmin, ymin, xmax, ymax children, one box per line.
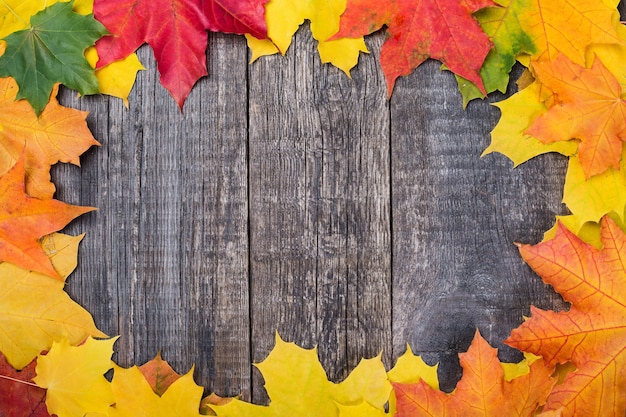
<box><xmin>0</xmin><ymin>157</ymin><xmax>95</xmax><ymax>278</ymax></box>
<box><xmin>245</xmin><ymin>0</ymin><xmax>368</xmax><ymax>75</ymax></box>
<box><xmin>204</xmin><ymin>0</ymin><xmax>268</xmax><ymax>38</ymax></box>
<box><xmin>0</xmin><ymin>233</ymin><xmax>105</xmax><ymax>370</ymax></box>
<box><xmin>108</xmin><ymin>363</ymin><xmax>204</xmax><ymax>417</ymax></box>
<box><xmin>94</xmin><ymin>0</ymin><xmax>268</xmax><ymax>108</ymax></box>
<box><xmin>138</xmin><ymin>352</ymin><xmax>183</xmax><ymax>396</ymax></box>
<box><xmin>0</xmin><ymin>353</ymin><xmax>50</xmax><ymax>417</ymax></box>
<box><xmin>484</xmin><ymin>80</ymin><xmax>577</xmax><ymax>166</ymax></box>
<box><xmin>337</xmin><ymin>401</ymin><xmax>387</xmax><ymax>417</ymax></box>
<box><xmin>519</xmin><ymin>0</ymin><xmax>623</xmax><ymax>65</ymax></box>
<box><xmin>334</xmin><ymin>0</ymin><xmax>495</xmax><ymax>96</ymax></box>
<box><xmin>211</xmin><ymin>333</ymin><xmax>392</xmax><ymax>416</ymax></box>
<box><xmin>526</xmin><ymin>54</ymin><xmax>626</xmax><ymax>179</ymax></box>
<box><xmin>0</xmin><ymin>1</ymin><xmax>107</xmax><ymax>114</ymax></box>
<box><xmin>393</xmin><ymin>331</ymin><xmax>555</xmax><ymax>417</ymax></box>
<box><xmin>387</xmin><ymin>344</ymin><xmax>439</xmax><ymax>416</ymax></box>
<box><xmin>455</xmin><ymin>0</ymin><xmax>537</xmax><ymax>105</ymax></box>
<box><xmin>0</xmin><ymin>0</ymin><xmax>143</xmax><ymax>106</ymax></box>
<box><xmin>85</xmin><ymin>48</ymin><xmax>144</xmax><ymax>107</ymax></box>
<box><xmin>507</xmin><ymin>217</ymin><xmax>626</xmax><ymax>416</ymax></box>
<box><xmin>0</xmin><ymin>77</ymin><xmax>99</xmax><ymax>200</ymax></box>
<box><xmin>200</xmin><ymin>393</ymin><xmax>232</xmax><ymax>416</ymax></box>
<box><xmin>33</xmin><ymin>337</ymin><xmax>116</xmax><ymax>417</ymax></box>
<box><xmin>561</xmin><ymin>151</ymin><xmax>626</xmax><ymax>232</ymax></box>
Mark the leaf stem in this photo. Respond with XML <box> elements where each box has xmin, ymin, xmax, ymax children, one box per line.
<box><xmin>0</xmin><ymin>374</ymin><xmax>41</xmax><ymax>388</ymax></box>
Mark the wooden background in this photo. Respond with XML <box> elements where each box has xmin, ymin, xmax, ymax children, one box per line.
<box><xmin>51</xmin><ymin>17</ymin><xmax>606</xmax><ymax>401</ymax></box>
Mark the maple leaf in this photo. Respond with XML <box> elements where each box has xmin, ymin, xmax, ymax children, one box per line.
<box><xmin>484</xmin><ymin>80</ymin><xmax>577</xmax><ymax>166</ymax></box>
<box><xmin>0</xmin><ymin>0</ymin><xmax>143</xmax><ymax>106</ymax></box>
<box><xmin>0</xmin><ymin>353</ymin><xmax>50</xmax><ymax>417</ymax></box>
<box><xmin>245</xmin><ymin>0</ymin><xmax>368</xmax><ymax>75</ymax></box>
<box><xmin>0</xmin><ymin>158</ymin><xmax>94</xmax><ymax>278</ymax></box>
<box><xmin>334</xmin><ymin>0</ymin><xmax>495</xmax><ymax>96</ymax></box>
<box><xmin>506</xmin><ymin>217</ymin><xmax>626</xmax><ymax>416</ymax></box>
<box><xmin>33</xmin><ymin>337</ymin><xmax>116</xmax><ymax>417</ymax></box>
<box><xmin>93</xmin><ymin>0</ymin><xmax>268</xmax><ymax>108</ymax></box>
<box><xmin>85</xmin><ymin>48</ymin><xmax>144</xmax><ymax>107</ymax></box>
<box><xmin>108</xmin><ymin>363</ymin><xmax>204</xmax><ymax>417</ymax></box>
<box><xmin>204</xmin><ymin>0</ymin><xmax>268</xmax><ymax>38</ymax></box>
<box><xmin>519</xmin><ymin>0</ymin><xmax>623</xmax><ymax>65</ymax></box>
<box><xmin>211</xmin><ymin>333</ymin><xmax>392</xmax><ymax>416</ymax></box>
<box><xmin>525</xmin><ymin>54</ymin><xmax>626</xmax><ymax>179</ymax></box>
<box><xmin>561</xmin><ymin>151</ymin><xmax>626</xmax><ymax>233</ymax></box>
<box><xmin>138</xmin><ymin>352</ymin><xmax>183</xmax><ymax>396</ymax></box>
<box><xmin>393</xmin><ymin>330</ymin><xmax>555</xmax><ymax>417</ymax></box>
<box><xmin>387</xmin><ymin>344</ymin><xmax>439</xmax><ymax>415</ymax></box>
<box><xmin>0</xmin><ymin>1</ymin><xmax>106</xmax><ymax>115</ymax></box>
<box><xmin>0</xmin><ymin>233</ymin><xmax>105</xmax><ymax>370</ymax></box>
<box><xmin>0</xmin><ymin>77</ymin><xmax>99</xmax><ymax>200</ymax></box>
<box><xmin>455</xmin><ymin>0</ymin><xmax>537</xmax><ymax>105</ymax></box>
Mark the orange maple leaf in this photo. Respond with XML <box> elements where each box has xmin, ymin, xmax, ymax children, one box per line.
<box><xmin>525</xmin><ymin>54</ymin><xmax>626</xmax><ymax>178</ymax></box>
<box><xmin>393</xmin><ymin>330</ymin><xmax>555</xmax><ymax>417</ymax></box>
<box><xmin>506</xmin><ymin>217</ymin><xmax>626</xmax><ymax>416</ymax></box>
<box><xmin>138</xmin><ymin>352</ymin><xmax>182</xmax><ymax>396</ymax></box>
<box><xmin>0</xmin><ymin>77</ymin><xmax>99</xmax><ymax>199</ymax></box>
<box><xmin>0</xmin><ymin>158</ymin><xmax>94</xmax><ymax>278</ymax></box>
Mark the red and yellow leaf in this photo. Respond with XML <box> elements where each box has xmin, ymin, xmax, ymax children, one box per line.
<box><xmin>507</xmin><ymin>217</ymin><xmax>626</xmax><ymax>416</ymax></box>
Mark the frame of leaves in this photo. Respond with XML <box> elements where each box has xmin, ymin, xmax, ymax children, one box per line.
<box><xmin>0</xmin><ymin>0</ymin><xmax>625</xmax><ymax>416</ymax></box>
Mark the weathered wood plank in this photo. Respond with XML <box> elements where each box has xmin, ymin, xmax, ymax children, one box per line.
<box><xmin>248</xmin><ymin>27</ymin><xmax>392</xmax><ymax>402</ymax></box>
<box><xmin>56</xmin><ymin>33</ymin><xmax>251</xmax><ymax>396</ymax></box>
<box><xmin>390</xmin><ymin>62</ymin><xmax>569</xmax><ymax>392</ymax></box>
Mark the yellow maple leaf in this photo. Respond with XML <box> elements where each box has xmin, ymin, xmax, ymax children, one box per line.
<box><xmin>212</xmin><ymin>333</ymin><xmax>391</xmax><ymax>416</ymax></box>
<box><xmin>519</xmin><ymin>0</ymin><xmax>623</xmax><ymax>65</ymax></box>
<box><xmin>108</xmin><ymin>364</ymin><xmax>204</xmax><ymax>417</ymax></box>
<box><xmin>34</xmin><ymin>337</ymin><xmax>116</xmax><ymax>417</ymax></box>
<box><xmin>0</xmin><ymin>0</ymin><xmax>143</xmax><ymax>105</ymax></box>
<box><xmin>0</xmin><ymin>233</ymin><xmax>105</xmax><ymax>370</ymax></box>
<box><xmin>337</xmin><ymin>401</ymin><xmax>387</xmax><ymax>417</ymax></box>
<box><xmin>562</xmin><ymin>151</ymin><xmax>626</xmax><ymax>227</ymax></box>
<box><xmin>245</xmin><ymin>0</ymin><xmax>368</xmax><ymax>75</ymax></box>
<box><xmin>84</xmin><ymin>48</ymin><xmax>144</xmax><ymax>108</ymax></box>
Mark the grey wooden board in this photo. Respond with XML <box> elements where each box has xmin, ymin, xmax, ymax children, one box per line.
<box><xmin>52</xmin><ymin>20</ymin><xmax>592</xmax><ymax>400</ymax></box>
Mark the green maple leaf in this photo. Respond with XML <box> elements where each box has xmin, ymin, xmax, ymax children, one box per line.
<box><xmin>0</xmin><ymin>1</ymin><xmax>106</xmax><ymax>114</ymax></box>
<box><xmin>455</xmin><ymin>0</ymin><xmax>536</xmax><ymax>106</ymax></box>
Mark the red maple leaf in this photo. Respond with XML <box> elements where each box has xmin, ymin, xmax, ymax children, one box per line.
<box><xmin>93</xmin><ymin>0</ymin><xmax>268</xmax><ymax>108</ymax></box>
<box><xmin>0</xmin><ymin>353</ymin><xmax>50</xmax><ymax>417</ymax></box>
<box><xmin>334</xmin><ymin>0</ymin><xmax>495</xmax><ymax>95</ymax></box>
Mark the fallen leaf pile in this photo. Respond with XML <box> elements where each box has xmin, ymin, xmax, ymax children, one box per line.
<box><xmin>0</xmin><ymin>0</ymin><xmax>625</xmax><ymax>415</ymax></box>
